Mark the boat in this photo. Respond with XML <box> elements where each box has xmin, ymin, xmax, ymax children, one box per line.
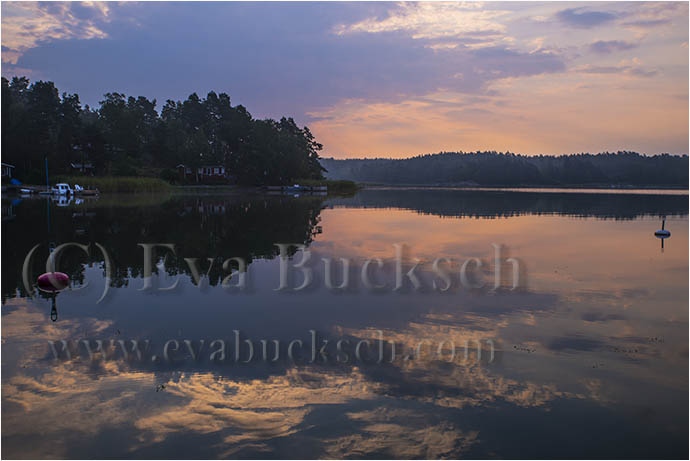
<box><xmin>51</xmin><ymin>183</ymin><xmax>73</xmax><ymax>195</ymax></box>
<box><xmin>44</xmin><ymin>183</ymin><xmax>99</xmax><ymax>196</ymax></box>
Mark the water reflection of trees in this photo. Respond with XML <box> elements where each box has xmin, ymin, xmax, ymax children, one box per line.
<box><xmin>1</xmin><ymin>195</ymin><xmax>325</xmax><ymax>299</ymax></box>
<box><xmin>4</xmin><ymin>189</ymin><xmax>688</xmax><ymax>299</ymax></box>
<box><xmin>327</xmin><ymin>189</ymin><xmax>689</xmax><ymax>219</ymax></box>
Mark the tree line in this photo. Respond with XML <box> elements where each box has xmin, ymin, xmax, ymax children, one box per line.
<box><xmin>321</xmin><ymin>151</ymin><xmax>689</xmax><ymax>187</ymax></box>
<box><xmin>1</xmin><ymin>76</ymin><xmax>325</xmax><ymax>185</ymax></box>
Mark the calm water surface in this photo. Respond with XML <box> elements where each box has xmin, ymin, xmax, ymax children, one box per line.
<box><xmin>2</xmin><ymin>188</ymin><xmax>688</xmax><ymax>459</ymax></box>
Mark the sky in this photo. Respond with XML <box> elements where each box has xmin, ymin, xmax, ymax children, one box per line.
<box><xmin>1</xmin><ymin>1</ymin><xmax>688</xmax><ymax>158</ymax></box>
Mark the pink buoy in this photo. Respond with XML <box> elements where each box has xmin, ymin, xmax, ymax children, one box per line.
<box><xmin>37</xmin><ymin>272</ymin><xmax>70</xmax><ymax>293</ymax></box>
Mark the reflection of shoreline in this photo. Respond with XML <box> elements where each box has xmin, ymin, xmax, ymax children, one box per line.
<box><xmin>363</xmin><ymin>186</ymin><xmax>690</xmax><ymax>194</ymax></box>
<box><xmin>3</xmin><ymin>192</ymin><xmax>173</xmax><ymax>207</ymax></box>
<box><xmin>2</xmin><ymin>194</ymin><xmax>327</xmax><ymax>300</ymax></box>
<box><xmin>327</xmin><ymin>188</ymin><xmax>689</xmax><ymax>219</ymax></box>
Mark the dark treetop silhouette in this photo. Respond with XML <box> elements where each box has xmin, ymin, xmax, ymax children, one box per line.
<box><xmin>1</xmin><ymin>76</ymin><xmax>325</xmax><ymax>185</ymax></box>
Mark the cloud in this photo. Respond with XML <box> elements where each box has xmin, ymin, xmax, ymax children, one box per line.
<box><xmin>589</xmin><ymin>40</ymin><xmax>637</xmax><ymax>55</ymax></box>
<box><xmin>334</xmin><ymin>2</ymin><xmax>510</xmax><ymax>48</ymax></box>
<box><xmin>1</xmin><ymin>1</ymin><xmax>113</xmax><ymax>63</ymax></box>
<box><xmin>134</xmin><ymin>368</ymin><xmax>381</xmax><ymax>453</ymax></box>
<box><xmin>574</xmin><ymin>58</ymin><xmax>658</xmax><ymax>78</ymax></box>
<box><xmin>5</xmin><ymin>3</ymin><xmax>560</xmax><ymax>120</ymax></box>
<box><xmin>556</xmin><ymin>8</ymin><xmax>617</xmax><ymax>28</ymax></box>
<box><xmin>547</xmin><ymin>335</ymin><xmax>605</xmax><ymax>352</ymax></box>
<box><xmin>470</xmin><ymin>46</ymin><xmax>566</xmax><ymax>78</ymax></box>
<box><xmin>323</xmin><ymin>408</ymin><xmax>479</xmax><ymax>459</ymax></box>
<box><xmin>622</xmin><ymin>2</ymin><xmax>687</xmax><ymax>30</ymax></box>
<box><xmin>581</xmin><ymin>311</ymin><xmax>626</xmax><ymax>322</ymax></box>
<box><xmin>623</xmin><ymin>18</ymin><xmax>671</xmax><ymax>28</ymax></box>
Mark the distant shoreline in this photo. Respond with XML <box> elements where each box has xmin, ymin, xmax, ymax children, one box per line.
<box><xmin>320</xmin><ymin>152</ymin><xmax>689</xmax><ymax>189</ymax></box>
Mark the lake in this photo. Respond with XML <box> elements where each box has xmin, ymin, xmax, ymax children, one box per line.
<box><xmin>1</xmin><ymin>188</ymin><xmax>688</xmax><ymax>459</ymax></box>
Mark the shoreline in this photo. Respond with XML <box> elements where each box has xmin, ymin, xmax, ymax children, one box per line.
<box><xmin>351</xmin><ymin>182</ymin><xmax>689</xmax><ymax>190</ymax></box>
<box><xmin>3</xmin><ymin>183</ymin><xmax>688</xmax><ymax>197</ymax></box>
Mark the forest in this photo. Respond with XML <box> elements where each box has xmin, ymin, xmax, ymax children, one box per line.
<box><xmin>321</xmin><ymin>151</ymin><xmax>689</xmax><ymax>187</ymax></box>
<box><xmin>1</xmin><ymin>76</ymin><xmax>325</xmax><ymax>185</ymax></box>
<box><xmin>3</xmin><ymin>76</ymin><xmax>687</xmax><ymax>189</ymax></box>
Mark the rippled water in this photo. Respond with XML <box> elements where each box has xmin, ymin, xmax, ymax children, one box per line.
<box><xmin>2</xmin><ymin>188</ymin><xmax>688</xmax><ymax>458</ymax></box>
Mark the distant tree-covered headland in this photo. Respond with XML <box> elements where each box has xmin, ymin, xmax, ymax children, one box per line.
<box><xmin>1</xmin><ymin>76</ymin><xmax>325</xmax><ymax>185</ymax></box>
<box><xmin>321</xmin><ymin>152</ymin><xmax>689</xmax><ymax>188</ymax></box>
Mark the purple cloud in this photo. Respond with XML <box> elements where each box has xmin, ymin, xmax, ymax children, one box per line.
<box><xmin>589</xmin><ymin>40</ymin><xmax>637</xmax><ymax>54</ymax></box>
<box><xmin>575</xmin><ymin>63</ymin><xmax>658</xmax><ymax>78</ymax></box>
<box><xmin>3</xmin><ymin>3</ymin><xmax>566</xmax><ymax>124</ymax></box>
<box><xmin>623</xmin><ymin>18</ymin><xmax>672</xmax><ymax>28</ymax></box>
<box><xmin>556</xmin><ymin>8</ymin><xmax>617</xmax><ymax>28</ymax></box>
